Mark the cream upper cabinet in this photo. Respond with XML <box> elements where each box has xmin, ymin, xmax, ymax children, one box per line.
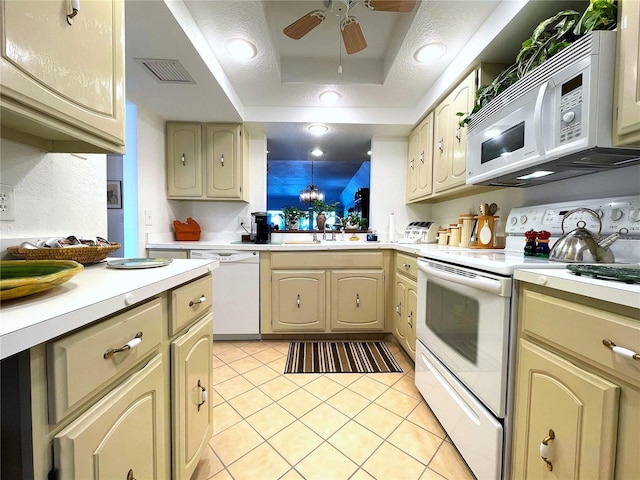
<box><xmin>171</xmin><ymin>313</ymin><xmax>214</xmax><ymax>480</ymax></box>
<box><xmin>166</xmin><ymin>122</ymin><xmax>249</xmax><ymax>201</ymax></box>
<box><xmin>613</xmin><ymin>0</ymin><xmax>640</xmax><ymax>146</ymax></box>
<box><xmin>167</xmin><ymin>123</ymin><xmax>203</xmax><ymax>198</ymax></box>
<box><xmin>406</xmin><ymin>112</ymin><xmax>434</xmax><ymax>202</ymax></box>
<box><xmin>331</xmin><ymin>270</ymin><xmax>385</xmax><ymax>331</ymax></box>
<box><xmin>434</xmin><ymin>71</ymin><xmax>475</xmax><ymax>193</ymax></box>
<box><xmin>271</xmin><ymin>270</ymin><xmax>327</xmax><ymax>332</ymax></box>
<box><xmin>512</xmin><ymin>340</ymin><xmax>619</xmax><ymax>479</ymax></box>
<box><xmin>0</xmin><ymin>0</ymin><xmax>125</xmax><ymax>153</ymax></box>
<box><xmin>54</xmin><ymin>355</ymin><xmax>168</xmax><ymax>480</ymax></box>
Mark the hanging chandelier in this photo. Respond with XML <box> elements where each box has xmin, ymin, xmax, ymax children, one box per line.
<box><xmin>299</xmin><ymin>160</ymin><xmax>325</xmax><ymax>204</ymax></box>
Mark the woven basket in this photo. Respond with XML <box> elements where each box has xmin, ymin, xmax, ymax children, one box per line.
<box><xmin>7</xmin><ymin>243</ymin><xmax>121</xmax><ymax>265</ymax></box>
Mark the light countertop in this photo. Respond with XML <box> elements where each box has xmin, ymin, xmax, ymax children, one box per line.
<box><xmin>0</xmin><ymin>258</ymin><xmax>218</xmax><ymax>359</ymax></box>
<box><xmin>515</xmin><ymin>268</ymin><xmax>640</xmax><ymax>310</ymax></box>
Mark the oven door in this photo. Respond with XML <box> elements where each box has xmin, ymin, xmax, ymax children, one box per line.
<box><xmin>417</xmin><ymin>258</ymin><xmax>512</xmax><ymax>417</ymax></box>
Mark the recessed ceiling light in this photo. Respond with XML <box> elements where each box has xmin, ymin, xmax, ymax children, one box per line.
<box><xmin>414</xmin><ymin>43</ymin><xmax>446</xmax><ymax>64</ymax></box>
<box><xmin>308</xmin><ymin>124</ymin><xmax>329</xmax><ymax>135</ymax></box>
<box><xmin>225</xmin><ymin>38</ymin><xmax>257</xmax><ymax>59</ymax></box>
<box><xmin>319</xmin><ymin>90</ymin><xmax>341</xmax><ymax>104</ymax></box>
<box><xmin>367</xmin><ymin>150</ymin><xmax>372</xmax><ymax>156</ymax></box>
<box><xmin>311</xmin><ymin>148</ymin><xmax>324</xmax><ymax>157</ymax></box>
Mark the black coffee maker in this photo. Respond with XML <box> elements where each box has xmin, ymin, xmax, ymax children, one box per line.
<box><xmin>251</xmin><ymin>212</ymin><xmax>271</xmax><ymax>244</ymax></box>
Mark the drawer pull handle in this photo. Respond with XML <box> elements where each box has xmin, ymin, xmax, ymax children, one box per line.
<box><xmin>539</xmin><ymin>429</ymin><xmax>555</xmax><ymax>471</ymax></box>
<box><xmin>197</xmin><ymin>379</ymin><xmax>207</xmax><ymax>411</ymax></box>
<box><xmin>403</xmin><ymin>263</ymin><xmax>411</xmax><ymax>269</ymax></box>
<box><xmin>356</xmin><ymin>293</ymin><xmax>360</xmax><ymax>308</ymax></box>
<box><xmin>296</xmin><ymin>294</ymin><xmax>301</xmax><ymax>308</ymax></box>
<box><xmin>104</xmin><ymin>332</ymin><xmax>143</xmax><ymax>359</ymax></box>
<box><xmin>181</xmin><ymin>153</ymin><xmax>186</xmax><ymax>166</ymax></box>
<box><xmin>602</xmin><ymin>339</ymin><xmax>640</xmax><ymax>360</ymax></box>
<box><xmin>66</xmin><ymin>0</ymin><xmax>79</xmax><ymax>25</ymax></box>
<box><xmin>127</xmin><ymin>468</ymin><xmax>136</xmax><ymax>480</ymax></box>
<box><xmin>220</xmin><ymin>154</ymin><xmax>225</xmax><ymax>166</ymax></box>
<box><xmin>189</xmin><ymin>295</ymin><xmax>207</xmax><ymax>307</ymax></box>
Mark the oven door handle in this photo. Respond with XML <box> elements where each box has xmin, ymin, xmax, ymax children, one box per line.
<box><xmin>419</xmin><ymin>262</ymin><xmax>508</xmax><ymax>296</ymax></box>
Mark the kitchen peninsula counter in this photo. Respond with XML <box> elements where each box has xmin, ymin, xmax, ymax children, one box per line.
<box><xmin>0</xmin><ymin>258</ymin><xmax>218</xmax><ymax>359</ymax></box>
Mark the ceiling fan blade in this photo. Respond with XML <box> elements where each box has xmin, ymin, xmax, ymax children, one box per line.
<box><xmin>341</xmin><ymin>17</ymin><xmax>367</xmax><ymax>54</ymax></box>
<box><xmin>366</xmin><ymin>0</ymin><xmax>417</xmax><ymax>12</ymax></box>
<box><xmin>283</xmin><ymin>11</ymin><xmax>325</xmax><ymax>40</ymax></box>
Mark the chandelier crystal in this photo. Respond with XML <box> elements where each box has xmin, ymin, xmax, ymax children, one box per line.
<box><xmin>299</xmin><ymin>160</ymin><xmax>325</xmax><ymax>204</ymax></box>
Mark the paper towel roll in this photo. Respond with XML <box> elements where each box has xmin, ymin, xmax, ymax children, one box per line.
<box><xmin>388</xmin><ymin>213</ymin><xmax>396</xmax><ymax>242</ymax></box>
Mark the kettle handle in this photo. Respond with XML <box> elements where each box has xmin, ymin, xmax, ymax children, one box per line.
<box><xmin>561</xmin><ymin>208</ymin><xmax>602</xmax><ymax>235</ymax></box>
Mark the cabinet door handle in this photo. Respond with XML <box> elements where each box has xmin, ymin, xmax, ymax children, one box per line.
<box><xmin>297</xmin><ymin>294</ymin><xmax>301</xmax><ymax>308</ymax></box>
<box><xmin>127</xmin><ymin>469</ymin><xmax>136</xmax><ymax>480</ymax></box>
<box><xmin>189</xmin><ymin>294</ymin><xmax>207</xmax><ymax>307</ymax></box>
<box><xmin>66</xmin><ymin>0</ymin><xmax>79</xmax><ymax>25</ymax></box>
<box><xmin>420</xmin><ymin>151</ymin><xmax>424</xmax><ymax>164</ymax></box>
<box><xmin>103</xmin><ymin>331</ymin><xmax>143</xmax><ymax>359</ymax></box>
<box><xmin>407</xmin><ymin>311</ymin><xmax>413</xmax><ymax>327</ymax></box>
<box><xmin>197</xmin><ymin>379</ymin><xmax>207</xmax><ymax>411</ymax></box>
<box><xmin>410</xmin><ymin>159</ymin><xmax>414</xmax><ymax>170</ymax></box>
<box><xmin>602</xmin><ymin>339</ymin><xmax>640</xmax><ymax>360</ymax></box>
<box><xmin>438</xmin><ymin>138</ymin><xmax>444</xmax><ymax>152</ymax></box>
<box><xmin>356</xmin><ymin>293</ymin><xmax>360</xmax><ymax>308</ymax></box>
<box><xmin>455</xmin><ymin>126</ymin><xmax>461</xmax><ymax>142</ymax></box>
<box><xmin>181</xmin><ymin>153</ymin><xmax>186</xmax><ymax>166</ymax></box>
<box><xmin>396</xmin><ymin>301</ymin><xmax>402</xmax><ymax>316</ymax></box>
<box><xmin>539</xmin><ymin>429</ymin><xmax>555</xmax><ymax>471</ymax></box>
<box><xmin>220</xmin><ymin>154</ymin><xmax>225</xmax><ymax>166</ymax></box>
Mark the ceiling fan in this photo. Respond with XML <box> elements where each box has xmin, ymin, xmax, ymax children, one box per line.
<box><xmin>283</xmin><ymin>0</ymin><xmax>417</xmax><ymax>55</ymax></box>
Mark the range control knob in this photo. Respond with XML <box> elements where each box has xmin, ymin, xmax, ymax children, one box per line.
<box><xmin>630</xmin><ymin>208</ymin><xmax>640</xmax><ymax>222</ymax></box>
<box><xmin>595</xmin><ymin>209</ymin><xmax>604</xmax><ymax>218</ymax></box>
<box><xmin>510</xmin><ymin>216</ymin><xmax>518</xmax><ymax>226</ymax></box>
<box><xmin>610</xmin><ymin>208</ymin><xmax>624</xmax><ymax>221</ymax></box>
<box><xmin>520</xmin><ymin>215</ymin><xmax>528</xmax><ymax>225</ymax></box>
<box><xmin>562</xmin><ymin>111</ymin><xmax>576</xmax><ymax>123</ymax></box>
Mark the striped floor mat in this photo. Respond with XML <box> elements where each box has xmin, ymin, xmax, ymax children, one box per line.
<box><xmin>284</xmin><ymin>341</ymin><xmax>403</xmax><ymax>374</ymax></box>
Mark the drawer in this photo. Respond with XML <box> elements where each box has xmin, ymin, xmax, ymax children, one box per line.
<box><xmin>170</xmin><ymin>274</ymin><xmax>212</xmax><ymax>336</ymax></box>
<box><xmin>521</xmin><ymin>288</ymin><xmax>640</xmax><ymax>384</ymax></box>
<box><xmin>272</xmin><ymin>251</ymin><xmax>384</xmax><ymax>269</ymax></box>
<box><xmin>395</xmin><ymin>253</ymin><xmax>417</xmax><ymax>280</ymax></box>
<box><xmin>47</xmin><ymin>298</ymin><xmax>164</xmax><ymax>423</ymax></box>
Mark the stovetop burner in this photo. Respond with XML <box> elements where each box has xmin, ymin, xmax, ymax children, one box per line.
<box><xmin>567</xmin><ymin>265</ymin><xmax>640</xmax><ymax>284</ymax></box>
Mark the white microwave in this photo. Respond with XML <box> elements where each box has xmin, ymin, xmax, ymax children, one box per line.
<box><xmin>466</xmin><ymin>31</ymin><xmax>640</xmax><ymax>187</ymax></box>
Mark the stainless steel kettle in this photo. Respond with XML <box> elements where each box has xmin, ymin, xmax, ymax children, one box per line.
<box><xmin>549</xmin><ymin>208</ymin><xmax>626</xmax><ymax>263</ymax></box>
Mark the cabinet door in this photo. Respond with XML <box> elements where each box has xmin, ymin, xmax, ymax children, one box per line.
<box><xmin>613</xmin><ymin>0</ymin><xmax>640</xmax><ymax>145</ymax></box>
<box><xmin>167</xmin><ymin>123</ymin><xmax>203</xmax><ymax>198</ymax></box>
<box><xmin>1</xmin><ymin>0</ymin><xmax>125</xmax><ymax>152</ymax></box>
<box><xmin>433</xmin><ymin>95</ymin><xmax>452</xmax><ymax>193</ymax></box>
<box><xmin>404</xmin><ymin>278</ymin><xmax>418</xmax><ymax>360</ymax></box>
<box><xmin>416</xmin><ymin>112</ymin><xmax>434</xmax><ymax>197</ymax></box>
<box><xmin>54</xmin><ymin>354</ymin><xmax>168</xmax><ymax>480</ymax></box>
<box><xmin>331</xmin><ymin>270</ymin><xmax>384</xmax><ymax>331</ymax></box>
<box><xmin>171</xmin><ymin>313</ymin><xmax>213</xmax><ymax>480</ymax></box>
<box><xmin>406</xmin><ymin>127</ymin><xmax>420</xmax><ymax>201</ymax></box>
<box><xmin>512</xmin><ymin>340</ymin><xmax>619</xmax><ymax>480</ymax></box>
<box><xmin>450</xmin><ymin>72</ymin><xmax>475</xmax><ymax>186</ymax></box>
<box><xmin>394</xmin><ymin>277</ymin><xmax>407</xmax><ymax>343</ymax></box>
<box><xmin>204</xmin><ymin>124</ymin><xmax>243</xmax><ymax>199</ymax></box>
<box><xmin>272</xmin><ymin>270</ymin><xmax>326</xmax><ymax>331</ymax></box>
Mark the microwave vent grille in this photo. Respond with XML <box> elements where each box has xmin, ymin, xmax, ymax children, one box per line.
<box><xmin>468</xmin><ymin>32</ymin><xmax>600</xmax><ymax>132</ymax></box>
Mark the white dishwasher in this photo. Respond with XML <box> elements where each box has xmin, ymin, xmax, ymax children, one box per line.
<box><xmin>189</xmin><ymin>250</ymin><xmax>260</xmax><ymax>340</ymax></box>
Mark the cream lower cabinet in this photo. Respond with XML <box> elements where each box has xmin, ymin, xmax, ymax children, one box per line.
<box><xmin>271</xmin><ymin>270</ymin><xmax>326</xmax><ymax>332</ymax></box>
<box><xmin>331</xmin><ymin>270</ymin><xmax>384</xmax><ymax>331</ymax></box>
<box><xmin>171</xmin><ymin>313</ymin><xmax>213</xmax><ymax>480</ymax></box>
<box><xmin>54</xmin><ymin>355</ymin><xmax>167</xmax><ymax>480</ymax></box>
<box><xmin>513</xmin><ymin>283</ymin><xmax>640</xmax><ymax>479</ymax></box>
<box><xmin>393</xmin><ymin>253</ymin><xmax>417</xmax><ymax>360</ymax></box>
<box><xmin>512</xmin><ymin>340</ymin><xmax>619</xmax><ymax>479</ymax></box>
<box><xmin>0</xmin><ymin>0</ymin><xmax>125</xmax><ymax>153</ymax></box>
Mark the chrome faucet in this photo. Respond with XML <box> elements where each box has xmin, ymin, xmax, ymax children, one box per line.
<box><xmin>322</xmin><ymin>225</ymin><xmax>327</xmax><ymax>241</ymax></box>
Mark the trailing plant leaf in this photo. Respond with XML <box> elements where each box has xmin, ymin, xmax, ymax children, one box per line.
<box><xmin>457</xmin><ymin>1</ymin><xmax>617</xmax><ymax>127</ymax></box>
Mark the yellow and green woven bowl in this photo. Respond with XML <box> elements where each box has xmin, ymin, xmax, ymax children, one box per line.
<box><xmin>0</xmin><ymin>260</ymin><xmax>84</xmax><ymax>301</ymax></box>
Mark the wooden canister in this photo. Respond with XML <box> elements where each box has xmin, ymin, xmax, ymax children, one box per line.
<box><xmin>476</xmin><ymin>216</ymin><xmax>496</xmax><ymax>248</ymax></box>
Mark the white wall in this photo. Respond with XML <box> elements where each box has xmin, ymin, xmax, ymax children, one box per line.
<box><xmin>0</xmin><ymin>139</ymin><xmax>107</xmax><ymax>242</ymax></box>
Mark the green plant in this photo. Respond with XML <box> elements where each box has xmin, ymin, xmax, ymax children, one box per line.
<box><xmin>280</xmin><ymin>207</ymin><xmax>308</xmax><ymax>227</ymax></box>
<box><xmin>310</xmin><ymin>199</ymin><xmax>339</xmax><ymax>214</ymax></box>
<box><xmin>344</xmin><ymin>207</ymin><xmax>367</xmax><ymax>229</ymax></box>
<box><xmin>458</xmin><ymin>0</ymin><xmax>617</xmax><ymax>127</ymax></box>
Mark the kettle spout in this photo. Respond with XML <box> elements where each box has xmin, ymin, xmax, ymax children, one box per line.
<box><xmin>598</xmin><ymin>228</ymin><xmax>628</xmax><ymax>250</ymax></box>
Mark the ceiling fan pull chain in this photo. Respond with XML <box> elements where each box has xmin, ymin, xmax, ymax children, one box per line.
<box><xmin>338</xmin><ymin>18</ymin><xmax>343</xmax><ymax>75</ymax></box>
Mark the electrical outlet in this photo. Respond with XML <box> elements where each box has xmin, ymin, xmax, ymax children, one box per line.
<box><xmin>0</xmin><ymin>184</ymin><xmax>15</xmax><ymax>221</ymax></box>
<box><xmin>144</xmin><ymin>210</ymin><xmax>152</xmax><ymax>226</ymax></box>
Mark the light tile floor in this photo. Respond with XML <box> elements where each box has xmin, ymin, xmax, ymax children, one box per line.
<box><xmin>193</xmin><ymin>340</ymin><xmax>476</xmax><ymax>480</ymax></box>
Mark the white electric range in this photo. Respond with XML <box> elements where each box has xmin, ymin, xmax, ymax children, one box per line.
<box><xmin>413</xmin><ymin>195</ymin><xmax>640</xmax><ymax>480</ymax></box>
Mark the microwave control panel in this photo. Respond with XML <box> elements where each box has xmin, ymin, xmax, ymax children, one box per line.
<box><xmin>559</xmin><ymin>74</ymin><xmax>583</xmax><ymax>143</ymax></box>
<box><xmin>505</xmin><ymin>195</ymin><xmax>640</xmax><ymax>235</ymax></box>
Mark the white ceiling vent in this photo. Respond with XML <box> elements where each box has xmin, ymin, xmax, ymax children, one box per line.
<box><xmin>135</xmin><ymin>58</ymin><xmax>196</xmax><ymax>84</ymax></box>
